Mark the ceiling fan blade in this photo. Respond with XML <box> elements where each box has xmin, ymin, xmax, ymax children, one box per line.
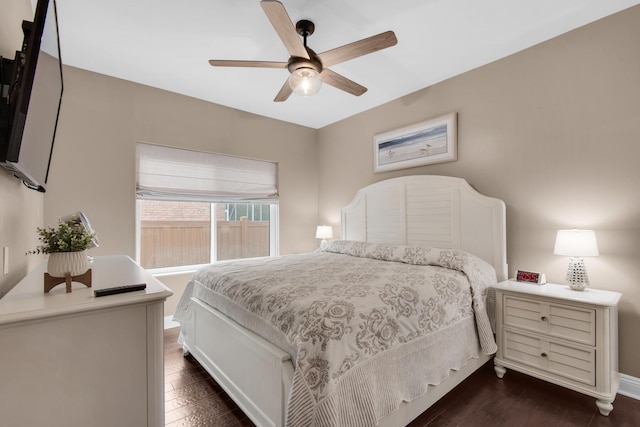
<box><xmin>261</xmin><ymin>0</ymin><xmax>309</xmax><ymax>59</ymax></box>
<box><xmin>209</xmin><ymin>59</ymin><xmax>287</xmax><ymax>69</ymax></box>
<box><xmin>321</xmin><ymin>69</ymin><xmax>367</xmax><ymax>96</ymax></box>
<box><xmin>274</xmin><ymin>79</ymin><xmax>293</xmax><ymax>102</ymax></box>
<box><xmin>318</xmin><ymin>31</ymin><xmax>397</xmax><ymax>68</ymax></box>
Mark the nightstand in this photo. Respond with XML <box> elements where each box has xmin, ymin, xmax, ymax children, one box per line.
<box><xmin>492</xmin><ymin>280</ymin><xmax>621</xmax><ymax>416</ymax></box>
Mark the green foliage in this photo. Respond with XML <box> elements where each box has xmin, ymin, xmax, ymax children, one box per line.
<box><xmin>27</xmin><ymin>218</ymin><xmax>95</xmax><ymax>254</ymax></box>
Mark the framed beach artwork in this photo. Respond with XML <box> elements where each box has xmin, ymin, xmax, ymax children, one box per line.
<box><xmin>373</xmin><ymin>113</ymin><xmax>457</xmax><ymax>173</ymax></box>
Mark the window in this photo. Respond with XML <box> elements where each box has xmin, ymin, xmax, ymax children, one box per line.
<box><xmin>136</xmin><ymin>143</ymin><xmax>278</xmax><ymax>271</ymax></box>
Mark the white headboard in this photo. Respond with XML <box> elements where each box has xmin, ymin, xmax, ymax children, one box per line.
<box><xmin>341</xmin><ymin>175</ymin><xmax>507</xmax><ymax>281</ymax></box>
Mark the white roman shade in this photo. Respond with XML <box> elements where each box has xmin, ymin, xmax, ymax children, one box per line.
<box><xmin>136</xmin><ymin>143</ymin><xmax>278</xmax><ymax>202</ymax></box>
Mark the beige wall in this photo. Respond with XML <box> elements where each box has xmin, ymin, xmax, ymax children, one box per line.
<box><xmin>44</xmin><ymin>66</ymin><xmax>319</xmax><ymax>258</ymax></box>
<box><xmin>318</xmin><ymin>6</ymin><xmax>640</xmax><ymax>377</ymax></box>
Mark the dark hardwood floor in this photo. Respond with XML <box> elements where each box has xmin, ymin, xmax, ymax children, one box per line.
<box><xmin>164</xmin><ymin>327</ymin><xmax>640</xmax><ymax>426</ymax></box>
<box><xmin>164</xmin><ymin>327</ymin><xmax>253</xmax><ymax>427</ymax></box>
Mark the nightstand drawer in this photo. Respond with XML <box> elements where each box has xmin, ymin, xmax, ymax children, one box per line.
<box><xmin>503</xmin><ymin>295</ymin><xmax>595</xmax><ymax>346</ymax></box>
<box><xmin>503</xmin><ymin>328</ymin><xmax>595</xmax><ymax>386</ymax></box>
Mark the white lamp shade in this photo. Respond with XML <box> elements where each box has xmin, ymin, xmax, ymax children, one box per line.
<box><xmin>315</xmin><ymin>225</ymin><xmax>333</xmax><ymax>240</ymax></box>
<box><xmin>553</xmin><ymin>229</ymin><xmax>599</xmax><ymax>257</ymax></box>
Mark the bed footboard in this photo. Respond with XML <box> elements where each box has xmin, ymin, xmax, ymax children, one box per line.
<box><xmin>181</xmin><ymin>297</ymin><xmax>294</xmax><ymax>427</ymax></box>
<box><xmin>181</xmin><ymin>295</ymin><xmax>491</xmax><ymax>427</ymax></box>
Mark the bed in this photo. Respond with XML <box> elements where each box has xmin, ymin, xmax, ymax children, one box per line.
<box><xmin>173</xmin><ymin>175</ymin><xmax>507</xmax><ymax>427</ymax></box>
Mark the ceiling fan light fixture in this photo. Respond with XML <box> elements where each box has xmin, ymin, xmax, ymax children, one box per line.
<box><xmin>288</xmin><ymin>67</ymin><xmax>322</xmax><ymax>97</ymax></box>
<box><xmin>209</xmin><ymin>3</ymin><xmax>397</xmax><ymax>102</ymax></box>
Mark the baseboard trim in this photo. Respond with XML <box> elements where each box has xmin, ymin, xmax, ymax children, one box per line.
<box><xmin>164</xmin><ymin>315</ymin><xmax>179</xmax><ymax>330</ymax></box>
<box><xmin>619</xmin><ymin>374</ymin><xmax>640</xmax><ymax>400</ymax></box>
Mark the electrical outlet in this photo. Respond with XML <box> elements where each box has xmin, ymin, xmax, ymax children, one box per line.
<box><xmin>3</xmin><ymin>247</ymin><xmax>8</xmax><ymax>275</ymax></box>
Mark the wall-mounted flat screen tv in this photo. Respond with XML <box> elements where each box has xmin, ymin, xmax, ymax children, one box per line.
<box><xmin>0</xmin><ymin>0</ymin><xmax>63</xmax><ymax>192</ymax></box>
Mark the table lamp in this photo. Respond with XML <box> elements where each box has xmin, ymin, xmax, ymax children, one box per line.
<box><xmin>315</xmin><ymin>225</ymin><xmax>333</xmax><ymax>249</ymax></box>
<box><xmin>553</xmin><ymin>229</ymin><xmax>599</xmax><ymax>291</ymax></box>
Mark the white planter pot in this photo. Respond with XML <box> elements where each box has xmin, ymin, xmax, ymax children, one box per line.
<box><xmin>47</xmin><ymin>251</ymin><xmax>89</xmax><ymax>277</ymax></box>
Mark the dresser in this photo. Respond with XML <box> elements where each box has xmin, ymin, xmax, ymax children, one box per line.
<box><xmin>0</xmin><ymin>255</ymin><xmax>172</xmax><ymax>427</ymax></box>
<box><xmin>493</xmin><ymin>280</ymin><xmax>621</xmax><ymax>416</ymax></box>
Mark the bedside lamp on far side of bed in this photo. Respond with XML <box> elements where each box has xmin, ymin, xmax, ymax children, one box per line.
<box><xmin>316</xmin><ymin>225</ymin><xmax>333</xmax><ymax>250</ymax></box>
<box><xmin>553</xmin><ymin>229</ymin><xmax>599</xmax><ymax>291</ymax></box>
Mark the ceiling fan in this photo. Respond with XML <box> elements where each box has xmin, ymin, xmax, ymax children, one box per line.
<box><xmin>208</xmin><ymin>0</ymin><xmax>398</xmax><ymax>102</ymax></box>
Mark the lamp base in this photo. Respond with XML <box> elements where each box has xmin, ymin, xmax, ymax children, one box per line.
<box><xmin>566</xmin><ymin>257</ymin><xmax>589</xmax><ymax>291</ymax></box>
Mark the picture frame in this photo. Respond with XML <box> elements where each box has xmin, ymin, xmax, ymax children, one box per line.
<box><xmin>373</xmin><ymin>112</ymin><xmax>457</xmax><ymax>173</ymax></box>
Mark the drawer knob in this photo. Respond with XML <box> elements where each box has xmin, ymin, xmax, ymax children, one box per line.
<box><xmin>541</xmin><ymin>352</ymin><xmax>548</xmax><ymax>358</ymax></box>
<box><xmin>541</xmin><ymin>316</ymin><xmax>548</xmax><ymax>321</ymax></box>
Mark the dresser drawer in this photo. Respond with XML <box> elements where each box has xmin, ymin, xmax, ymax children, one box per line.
<box><xmin>503</xmin><ymin>328</ymin><xmax>595</xmax><ymax>386</ymax></box>
<box><xmin>503</xmin><ymin>295</ymin><xmax>595</xmax><ymax>346</ymax></box>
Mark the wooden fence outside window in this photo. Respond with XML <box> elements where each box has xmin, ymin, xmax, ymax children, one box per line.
<box><xmin>140</xmin><ymin>217</ymin><xmax>269</xmax><ymax>269</ymax></box>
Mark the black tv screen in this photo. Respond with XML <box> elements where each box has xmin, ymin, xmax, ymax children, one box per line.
<box><xmin>0</xmin><ymin>0</ymin><xmax>63</xmax><ymax>192</ymax></box>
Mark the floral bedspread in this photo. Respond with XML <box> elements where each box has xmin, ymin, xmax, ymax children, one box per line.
<box><xmin>174</xmin><ymin>241</ymin><xmax>497</xmax><ymax>426</ymax></box>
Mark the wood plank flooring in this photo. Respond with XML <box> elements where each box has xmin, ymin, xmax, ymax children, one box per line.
<box><xmin>164</xmin><ymin>327</ymin><xmax>253</xmax><ymax>427</ymax></box>
<box><xmin>164</xmin><ymin>327</ymin><xmax>640</xmax><ymax>426</ymax></box>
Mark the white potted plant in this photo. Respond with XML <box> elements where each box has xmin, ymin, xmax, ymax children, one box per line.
<box><xmin>29</xmin><ymin>216</ymin><xmax>96</xmax><ymax>277</ymax></box>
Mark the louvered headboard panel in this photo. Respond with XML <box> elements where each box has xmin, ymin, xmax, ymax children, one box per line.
<box><xmin>341</xmin><ymin>175</ymin><xmax>507</xmax><ymax>281</ymax></box>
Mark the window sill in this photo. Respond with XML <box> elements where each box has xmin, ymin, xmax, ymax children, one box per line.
<box><xmin>145</xmin><ymin>264</ymin><xmax>207</xmax><ymax>276</ymax></box>
<box><xmin>143</xmin><ymin>255</ymin><xmax>277</xmax><ymax>277</ymax></box>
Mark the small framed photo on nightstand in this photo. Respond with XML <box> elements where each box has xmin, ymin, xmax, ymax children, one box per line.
<box><xmin>515</xmin><ymin>270</ymin><xmax>547</xmax><ymax>284</ymax></box>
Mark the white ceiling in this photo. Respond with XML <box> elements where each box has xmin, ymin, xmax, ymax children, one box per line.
<box><xmin>52</xmin><ymin>0</ymin><xmax>639</xmax><ymax>129</ymax></box>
